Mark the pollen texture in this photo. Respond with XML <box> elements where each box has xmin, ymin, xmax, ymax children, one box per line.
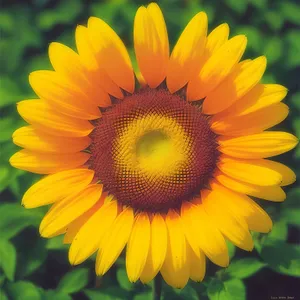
<box><xmin>90</xmin><ymin>88</ymin><xmax>219</xmax><ymax>211</ymax></box>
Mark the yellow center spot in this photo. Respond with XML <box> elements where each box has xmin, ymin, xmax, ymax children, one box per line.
<box><xmin>115</xmin><ymin>114</ymin><xmax>191</xmax><ymax>177</ymax></box>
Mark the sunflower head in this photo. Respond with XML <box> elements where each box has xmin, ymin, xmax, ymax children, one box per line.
<box><xmin>10</xmin><ymin>2</ymin><xmax>298</xmax><ymax>289</ymax></box>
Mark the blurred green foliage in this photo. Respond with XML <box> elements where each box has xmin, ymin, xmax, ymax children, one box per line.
<box><xmin>0</xmin><ymin>0</ymin><xmax>300</xmax><ymax>299</ymax></box>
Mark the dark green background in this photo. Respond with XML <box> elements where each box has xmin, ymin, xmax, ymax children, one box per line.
<box><xmin>1</xmin><ymin>0</ymin><xmax>299</xmax><ymax>299</ymax></box>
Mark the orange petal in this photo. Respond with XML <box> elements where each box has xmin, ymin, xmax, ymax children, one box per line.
<box><xmin>134</xmin><ymin>3</ymin><xmax>169</xmax><ymax>88</ymax></box>
<box><xmin>187</xmin><ymin>35</ymin><xmax>247</xmax><ymax>100</ymax></box>
<box><xmin>203</xmin><ymin>56</ymin><xmax>267</xmax><ymax>114</ymax></box>
<box><xmin>75</xmin><ymin>25</ymin><xmax>123</xmax><ymax>100</ymax></box>
<box><xmin>88</xmin><ymin>17</ymin><xmax>135</xmax><ymax>93</ymax></box>
<box><xmin>167</xmin><ymin>12</ymin><xmax>207</xmax><ymax>93</ymax></box>
<box><xmin>29</xmin><ymin>70</ymin><xmax>101</xmax><ymax>120</ymax></box>
<box><xmin>218</xmin><ymin>84</ymin><xmax>288</xmax><ymax>117</ymax></box>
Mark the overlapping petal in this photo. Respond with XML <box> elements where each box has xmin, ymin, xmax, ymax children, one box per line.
<box><xmin>167</xmin><ymin>12</ymin><xmax>207</xmax><ymax>93</ymax></box>
<box><xmin>134</xmin><ymin>3</ymin><xmax>169</xmax><ymax>88</ymax></box>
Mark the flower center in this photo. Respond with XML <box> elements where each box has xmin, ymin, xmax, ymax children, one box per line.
<box><xmin>136</xmin><ymin>130</ymin><xmax>180</xmax><ymax>175</ymax></box>
<box><xmin>90</xmin><ymin>88</ymin><xmax>219</xmax><ymax>212</ymax></box>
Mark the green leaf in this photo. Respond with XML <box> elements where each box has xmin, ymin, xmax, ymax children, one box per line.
<box><xmin>267</xmin><ymin>220</ymin><xmax>288</xmax><ymax>241</ymax></box>
<box><xmin>260</xmin><ymin>239</ymin><xmax>300</xmax><ymax>277</ymax></box>
<box><xmin>173</xmin><ymin>284</ymin><xmax>199</xmax><ymax>300</ymax></box>
<box><xmin>8</xmin><ymin>172</ymin><xmax>39</xmax><ymax>199</ymax></box>
<box><xmin>57</xmin><ymin>268</ymin><xmax>89</xmax><ymax>294</ymax></box>
<box><xmin>285</xmin><ymin>30</ymin><xmax>300</xmax><ymax>68</ymax></box>
<box><xmin>225</xmin><ymin>258</ymin><xmax>266</xmax><ymax>279</ymax></box>
<box><xmin>0</xmin><ymin>167</ymin><xmax>10</xmax><ymax>193</ymax></box>
<box><xmin>46</xmin><ymin>235</ymin><xmax>68</xmax><ymax>250</ymax></box>
<box><xmin>133</xmin><ymin>291</ymin><xmax>152</xmax><ymax>300</ymax></box>
<box><xmin>0</xmin><ymin>77</ymin><xmax>23</xmax><ymax>108</ymax></box>
<box><xmin>293</xmin><ymin>119</ymin><xmax>300</xmax><ymax>141</ymax></box>
<box><xmin>263</xmin><ymin>37</ymin><xmax>283</xmax><ymax>65</ymax></box>
<box><xmin>279</xmin><ymin>2</ymin><xmax>300</xmax><ymax>25</ymax></box>
<box><xmin>235</xmin><ymin>26</ymin><xmax>263</xmax><ymax>52</ymax></box>
<box><xmin>207</xmin><ymin>279</ymin><xmax>224</xmax><ymax>300</ymax></box>
<box><xmin>6</xmin><ymin>281</ymin><xmax>42</xmax><ymax>300</ymax></box>
<box><xmin>0</xmin><ymin>290</ymin><xmax>9</xmax><ymax>300</ymax></box>
<box><xmin>84</xmin><ymin>287</ymin><xmax>129</xmax><ymax>300</ymax></box>
<box><xmin>249</xmin><ymin>0</ymin><xmax>267</xmax><ymax>9</ymax></box>
<box><xmin>18</xmin><ymin>239</ymin><xmax>48</xmax><ymax>278</ymax></box>
<box><xmin>0</xmin><ymin>7</ymin><xmax>42</xmax><ymax>73</ymax></box>
<box><xmin>280</xmin><ymin>188</ymin><xmax>300</xmax><ymax>226</ymax></box>
<box><xmin>0</xmin><ymin>274</ymin><xmax>6</xmax><ymax>286</ymax></box>
<box><xmin>0</xmin><ymin>239</ymin><xmax>17</xmax><ymax>281</ymax></box>
<box><xmin>224</xmin><ymin>0</ymin><xmax>248</xmax><ymax>14</ymax></box>
<box><xmin>116</xmin><ymin>268</ymin><xmax>133</xmax><ymax>291</ymax></box>
<box><xmin>44</xmin><ymin>290</ymin><xmax>72</xmax><ymax>300</ymax></box>
<box><xmin>226</xmin><ymin>240</ymin><xmax>236</xmax><ymax>259</ymax></box>
<box><xmin>265</xmin><ymin>11</ymin><xmax>284</xmax><ymax>31</ymax></box>
<box><xmin>290</xmin><ymin>92</ymin><xmax>300</xmax><ymax>111</ymax></box>
<box><xmin>208</xmin><ymin>278</ymin><xmax>246</xmax><ymax>300</ymax></box>
<box><xmin>0</xmin><ymin>203</ymin><xmax>43</xmax><ymax>239</ymax></box>
<box><xmin>91</xmin><ymin>0</ymin><xmax>127</xmax><ymax>24</ymax></box>
<box><xmin>0</xmin><ymin>118</ymin><xmax>24</xmax><ymax>143</ymax></box>
<box><xmin>0</xmin><ymin>11</ymin><xmax>14</xmax><ymax>32</ymax></box>
<box><xmin>281</xmin><ymin>207</ymin><xmax>300</xmax><ymax>227</ymax></box>
<box><xmin>37</xmin><ymin>0</ymin><xmax>83</xmax><ymax>30</ymax></box>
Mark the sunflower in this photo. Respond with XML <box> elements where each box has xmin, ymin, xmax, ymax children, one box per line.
<box><xmin>10</xmin><ymin>3</ymin><xmax>298</xmax><ymax>289</ymax></box>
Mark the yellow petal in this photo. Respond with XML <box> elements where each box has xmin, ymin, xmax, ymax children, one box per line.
<box><xmin>255</xmin><ymin>160</ymin><xmax>296</xmax><ymax>186</ymax></box>
<box><xmin>160</xmin><ymin>210</ymin><xmax>189</xmax><ymax>289</ymax></box>
<box><xmin>203</xmin><ymin>23</ymin><xmax>229</xmax><ymax>57</ymax></box>
<box><xmin>182</xmin><ymin>201</ymin><xmax>229</xmax><ymax>267</ymax></box>
<box><xmin>217</xmin><ymin>156</ymin><xmax>282</xmax><ymax>186</ymax></box>
<box><xmin>221</xmin><ymin>84</ymin><xmax>288</xmax><ymax>117</ymax></box>
<box><xmin>140</xmin><ymin>213</ymin><xmax>167</xmax><ymax>284</ymax></box>
<box><xmin>9</xmin><ymin>149</ymin><xmax>90</xmax><ymax>174</ymax></box>
<box><xmin>96</xmin><ymin>207</ymin><xmax>134</xmax><ymax>276</ymax></box>
<box><xmin>40</xmin><ymin>184</ymin><xmax>103</xmax><ymax>237</ymax></box>
<box><xmin>210</xmin><ymin>182</ymin><xmax>273</xmax><ymax>233</ymax></box>
<box><xmin>211</xmin><ymin>103</ymin><xmax>289</xmax><ymax>136</ymax></box>
<box><xmin>186</xmin><ymin>23</ymin><xmax>229</xmax><ymax>86</ymax></box>
<box><xmin>13</xmin><ymin>126</ymin><xmax>91</xmax><ymax>153</ymax></box>
<box><xmin>69</xmin><ymin>200</ymin><xmax>118</xmax><ymax>264</ymax></box>
<box><xmin>88</xmin><ymin>17</ymin><xmax>135</xmax><ymax>93</ymax></box>
<box><xmin>202</xmin><ymin>189</ymin><xmax>254</xmax><ymax>251</ymax></box>
<box><xmin>187</xmin><ymin>35</ymin><xmax>247</xmax><ymax>100</ymax></box>
<box><xmin>49</xmin><ymin>42</ymin><xmax>114</xmax><ymax>105</ymax></box>
<box><xmin>203</xmin><ymin>56</ymin><xmax>267</xmax><ymax>114</ymax></box>
<box><xmin>134</xmin><ymin>3</ymin><xmax>169</xmax><ymax>88</ymax></box>
<box><xmin>49</xmin><ymin>42</ymin><xmax>90</xmax><ymax>86</ymax></box>
<box><xmin>22</xmin><ymin>168</ymin><xmax>94</xmax><ymax>208</ymax></box>
<box><xmin>63</xmin><ymin>200</ymin><xmax>104</xmax><ymax>244</ymax></box>
<box><xmin>180</xmin><ymin>202</ymin><xmax>201</xmax><ymax>257</ymax></box>
<box><xmin>214</xmin><ymin>171</ymin><xmax>286</xmax><ymax>202</ymax></box>
<box><xmin>167</xmin><ymin>12</ymin><xmax>207</xmax><ymax>93</ymax></box>
<box><xmin>218</xmin><ymin>132</ymin><xmax>299</xmax><ymax>159</ymax></box>
<box><xmin>29</xmin><ymin>70</ymin><xmax>101</xmax><ymax>120</ymax></box>
<box><xmin>17</xmin><ymin>100</ymin><xmax>94</xmax><ymax>137</ymax></box>
<box><xmin>126</xmin><ymin>212</ymin><xmax>151</xmax><ymax>282</ymax></box>
<box><xmin>75</xmin><ymin>25</ymin><xmax>123</xmax><ymax>100</ymax></box>
<box><xmin>189</xmin><ymin>246</ymin><xmax>206</xmax><ymax>282</ymax></box>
